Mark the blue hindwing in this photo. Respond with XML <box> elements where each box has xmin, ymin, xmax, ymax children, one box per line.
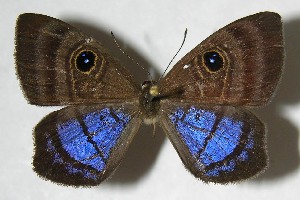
<box><xmin>34</xmin><ymin>105</ymin><xmax>134</xmax><ymax>186</ymax></box>
<box><xmin>168</xmin><ymin>105</ymin><xmax>266</xmax><ymax>183</ymax></box>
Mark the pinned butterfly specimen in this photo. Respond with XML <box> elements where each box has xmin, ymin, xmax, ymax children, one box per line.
<box><xmin>15</xmin><ymin>12</ymin><xmax>284</xmax><ymax>186</ymax></box>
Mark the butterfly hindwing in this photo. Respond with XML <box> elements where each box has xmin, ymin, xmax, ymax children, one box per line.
<box><xmin>15</xmin><ymin>13</ymin><xmax>139</xmax><ymax>106</ymax></box>
<box><xmin>159</xmin><ymin>103</ymin><xmax>267</xmax><ymax>183</ymax></box>
<box><xmin>159</xmin><ymin>12</ymin><xmax>283</xmax><ymax>106</ymax></box>
<box><xmin>33</xmin><ymin>103</ymin><xmax>141</xmax><ymax>186</ymax></box>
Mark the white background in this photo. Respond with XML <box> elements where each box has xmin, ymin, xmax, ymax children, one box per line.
<box><xmin>1</xmin><ymin>0</ymin><xmax>300</xmax><ymax>199</ymax></box>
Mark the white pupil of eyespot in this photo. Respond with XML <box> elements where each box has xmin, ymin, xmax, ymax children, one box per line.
<box><xmin>81</xmin><ymin>53</ymin><xmax>90</xmax><ymax>64</ymax></box>
<box><xmin>209</xmin><ymin>54</ymin><xmax>218</xmax><ymax>63</ymax></box>
<box><xmin>209</xmin><ymin>58</ymin><xmax>215</xmax><ymax>63</ymax></box>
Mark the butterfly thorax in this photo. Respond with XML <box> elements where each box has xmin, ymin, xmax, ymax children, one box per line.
<box><xmin>139</xmin><ymin>81</ymin><xmax>161</xmax><ymax>125</ymax></box>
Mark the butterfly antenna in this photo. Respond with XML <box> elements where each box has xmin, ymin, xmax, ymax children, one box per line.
<box><xmin>111</xmin><ymin>32</ymin><xmax>154</xmax><ymax>83</ymax></box>
<box><xmin>158</xmin><ymin>28</ymin><xmax>188</xmax><ymax>82</ymax></box>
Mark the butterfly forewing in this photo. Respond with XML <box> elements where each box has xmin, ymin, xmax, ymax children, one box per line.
<box><xmin>159</xmin><ymin>12</ymin><xmax>283</xmax><ymax>106</ymax></box>
<box><xmin>33</xmin><ymin>103</ymin><xmax>141</xmax><ymax>186</ymax></box>
<box><xmin>15</xmin><ymin>13</ymin><xmax>140</xmax><ymax>106</ymax></box>
<box><xmin>159</xmin><ymin>103</ymin><xmax>267</xmax><ymax>183</ymax></box>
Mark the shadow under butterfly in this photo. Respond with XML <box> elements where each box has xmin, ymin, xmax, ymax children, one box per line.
<box><xmin>252</xmin><ymin>18</ymin><xmax>300</xmax><ymax>182</ymax></box>
<box><xmin>15</xmin><ymin>12</ymin><xmax>284</xmax><ymax>186</ymax></box>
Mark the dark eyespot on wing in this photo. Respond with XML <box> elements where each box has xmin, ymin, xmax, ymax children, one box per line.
<box><xmin>75</xmin><ymin>50</ymin><xmax>97</xmax><ymax>72</ymax></box>
<box><xmin>159</xmin><ymin>12</ymin><xmax>283</xmax><ymax>106</ymax></box>
<box><xmin>15</xmin><ymin>13</ymin><xmax>140</xmax><ymax>106</ymax></box>
<box><xmin>203</xmin><ymin>51</ymin><xmax>224</xmax><ymax>72</ymax></box>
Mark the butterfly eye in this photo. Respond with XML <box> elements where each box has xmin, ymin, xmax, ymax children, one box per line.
<box><xmin>203</xmin><ymin>51</ymin><xmax>224</xmax><ymax>72</ymax></box>
<box><xmin>75</xmin><ymin>50</ymin><xmax>97</xmax><ymax>72</ymax></box>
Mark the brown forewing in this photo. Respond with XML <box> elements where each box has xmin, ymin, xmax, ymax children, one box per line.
<box><xmin>15</xmin><ymin>13</ymin><xmax>140</xmax><ymax>106</ymax></box>
<box><xmin>159</xmin><ymin>12</ymin><xmax>284</xmax><ymax>106</ymax></box>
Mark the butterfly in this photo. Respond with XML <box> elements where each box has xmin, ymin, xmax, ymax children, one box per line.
<box><xmin>15</xmin><ymin>12</ymin><xmax>284</xmax><ymax>186</ymax></box>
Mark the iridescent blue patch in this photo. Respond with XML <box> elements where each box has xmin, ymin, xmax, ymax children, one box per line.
<box><xmin>237</xmin><ymin>130</ymin><xmax>255</xmax><ymax>161</ymax></box>
<box><xmin>46</xmin><ymin>136</ymin><xmax>97</xmax><ymax>180</ymax></box>
<box><xmin>169</xmin><ymin>107</ymin><xmax>216</xmax><ymax>155</ymax></box>
<box><xmin>169</xmin><ymin>106</ymin><xmax>244</xmax><ymax>171</ymax></box>
<box><xmin>55</xmin><ymin>107</ymin><xmax>131</xmax><ymax>175</ymax></box>
<box><xmin>57</xmin><ymin>119</ymin><xmax>105</xmax><ymax>171</ymax></box>
<box><xmin>199</xmin><ymin>117</ymin><xmax>243</xmax><ymax>165</ymax></box>
<box><xmin>205</xmin><ymin>159</ymin><xmax>236</xmax><ymax>177</ymax></box>
<box><xmin>83</xmin><ymin>108</ymin><xmax>131</xmax><ymax>159</ymax></box>
<box><xmin>204</xmin><ymin>130</ymin><xmax>256</xmax><ymax>177</ymax></box>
